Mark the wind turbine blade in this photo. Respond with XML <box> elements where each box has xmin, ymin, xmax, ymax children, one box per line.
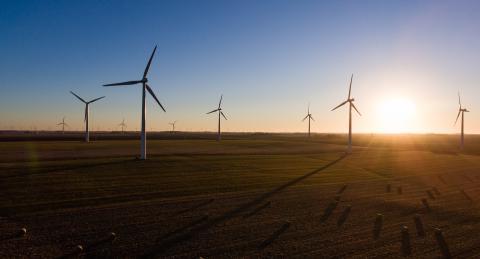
<box><xmin>308</xmin><ymin>103</ymin><xmax>310</xmax><ymax>114</ymax></box>
<box><xmin>84</xmin><ymin>106</ymin><xmax>88</xmax><ymax>122</ymax></box>
<box><xmin>310</xmin><ymin>115</ymin><xmax>315</xmax><ymax>121</ymax></box>
<box><xmin>220</xmin><ymin>111</ymin><xmax>227</xmax><ymax>120</ymax></box>
<box><xmin>348</xmin><ymin>74</ymin><xmax>353</xmax><ymax>99</ymax></box>
<box><xmin>206</xmin><ymin>109</ymin><xmax>219</xmax><ymax>114</ymax></box>
<box><xmin>103</xmin><ymin>80</ymin><xmax>143</xmax><ymax>86</ymax></box>
<box><xmin>143</xmin><ymin>46</ymin><xmax>157</xmax><ymax>79</ymax></box>
<box><xmin>88</xmin><ymin>96</ymin><xmax>105</xmax><ymax>103</ymax></box>
<box><xmin>454</xmin><ymin>109</ymin><xmax>461</xmax><ymax>125</ymax></box>
<box><xmin>218</xmin><ymin>95</ymin><xmax>223</xmax><ymax>109</ymax></box>
<box><xmin>70</xmin><ymin>91</ymin><xmax>86</xmax><ymax>103</ymax></box>
<box><xmin>302</xmin><ymin>114</ymin><xmax>309</xmax><ymax>121</ymax></box>
<box><xmin>351</xmin><ymin>102</ymin><xmax>362</xmax><ymax>116</ymax></box>
<box><xmin>146</xmin><ymin>84</ymin><xmax>166</xmax><ymax>112</ymax></box>
<box><xmin>331</xmin><ymin>100</ymin><xmax>348</xmax><ymax>111</ymax></box>
<box><xmin>458</xmin><ymin>91</ymin><xmax>461</xmax><ymax>106</ymax></box>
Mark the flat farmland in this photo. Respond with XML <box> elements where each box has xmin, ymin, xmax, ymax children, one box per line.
<box><xmin>1</xmin><ymin>133</ymin><xmax>480</xmax><ymax>258</ymax></box>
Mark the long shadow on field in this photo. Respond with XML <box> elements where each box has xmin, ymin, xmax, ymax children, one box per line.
<box><xmin>243</xmin><ymin>201</ymin><xmax>271</xmax><ymax>219</ymax></box>
<box><xmin>0</xmin><ymin>158</ymin><xmax>136</xmax><ymax>180</ymax></box>
<box><xmin>142</xmin><ymin>153</ymin><xmax>347</xmax><ymax>258</ymax></box>
<box><xmin>258</xmin><ymin>222</ymin><xmax>290</xmax><ymax>250</ymax></box>
<box><xmin>174</xmin><ymin>199</ymin><xmax>215</xmax><ymax>216</ymax></box>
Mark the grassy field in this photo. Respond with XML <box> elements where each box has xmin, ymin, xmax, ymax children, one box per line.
<box><xmin>1</xmin><ymin>133</ymin><xmax>480</xmax><ymax>258</ymax></box>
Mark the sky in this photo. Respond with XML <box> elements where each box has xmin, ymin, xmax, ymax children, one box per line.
<box><xmin>1</xmin><ymin>0</ymin><xmax>480</xmax><ymax>133</ymax></box>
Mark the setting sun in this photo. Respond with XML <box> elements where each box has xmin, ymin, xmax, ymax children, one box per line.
<box><xmin>377</xmin><ymin>98</ymin><xmax>416</xmax><ymax>133</ymax></box>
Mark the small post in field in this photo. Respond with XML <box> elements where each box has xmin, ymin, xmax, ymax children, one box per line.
<box><xmin>434</xmin><ymin>228</ymin><xmax>452</xmax><ymax>259</ymax></box>
<box><xmin>421</xmin><ymin>198</ymin><xmax>431</xmax><ymax>212</ymax></box>
<box><xmin>373</xmin><ymin>213</ymin><xmax>384</xmax><ymax>239</ymax></box>
<box><xmin>413</xmin><ymin>214</ymin><xmax>425</xmax><ymax>237</ymax></box>
<box><xmin>401</xmin><ymin>226</ymin><xmax>411</xmax><ymax>256</ymax></box>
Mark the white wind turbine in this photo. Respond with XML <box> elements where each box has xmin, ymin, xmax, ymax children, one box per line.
<box><xmin>119</xmin><ymin>118</ymin><xmax>127</xmax><ymax>133</ymax></box>
<box><xmin>57</xmin><ymin>116</ymin><xmax>68</xmax><ymax>134</ymax></box>
<box><xmin>331</xmin><ymin>74</ymin><xmax>361</xmax><ymax>153</ymax></box>
<box><xmin>103</xmin><ymin>46</ymin><xmax>166</xmax><ymax>160</ymax></box>
<box><xmin>302</xmin><ymin>104</ymin><xmax>314</xmax><ymax>137</ymax></box>
<box><xmin>455</xmin><ymin>92</ymin><xmax>470</xmax><ymax>150</ymax></box>
<box><xmin>207</xmin><ymin>95</ymin><xmax>227</xmax><ymax>141</ymax></box>
<box><xmin>70</xmin><ymin>91</ymin><xmax>105</xmax><ymax>142</ymax></box>
<box><xmin>169</xmin><ymin>121</ymin><xmax>177</xmax><ymax>133</ymax></box>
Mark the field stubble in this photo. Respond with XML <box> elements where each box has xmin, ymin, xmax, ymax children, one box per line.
<box><xmin>1</xmin><ymin>134</ymin><xmax>480</xmax><ymax>257</ymax></box>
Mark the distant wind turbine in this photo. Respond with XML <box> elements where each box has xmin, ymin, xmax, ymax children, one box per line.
<box><xmin>302</xmin><ymin>104</ymin><xmax>314</xmax><ymax>137</ymax></box>
<box><xmin>455</xmin><ymin>92</ymin><xmax>470</xmax><ymax>150</ymax></box>
<box><xmin>169</xmin><ymin>121</ymin><xmax>177</xmax><ymax>133</ymax></box>
<box><xmin>70</xmin><ymin>91</ymin><xmax>105</xmax><ymax>142</ymax></box>
<box><xmin>119</xmin><ymin>118</ymin><xmax>127</xmax><ymax>133</ymax></box>
<box><xmin>103</xmin><ymin>46</ymin><xmax>166</xmax><ymax>160</ymax></box>
<box><xmin>331</xmin><ymin>74</ymin><xmax>361</xmax><ymax>153</ymax></box>
<box><xmin>57</xmin><ymin>116</ymin><xmax>68</xmax><ymax>134</ymax></box>
<box><xmin>207</xmin><ymin>95</ymin><xmax>227</xmax><ymax>141</ymax></box>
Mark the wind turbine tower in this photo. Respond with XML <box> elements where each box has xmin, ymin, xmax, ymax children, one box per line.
<box><xmin>302</xmin><ymin>104</ymin><xmax>315</xmax><ymax>137</ymax></box>
<box><xmin>57</xmin><ymin>117</ymin><xmax>68</xmax><ymax>134</ymax></box>
<box><xmin>119</xmin><ymin>118</ymin><xmax>127</xmax><ymax>133</ymax></box>
<box><xmin>455</xmin><ymin>92</ymin><xmax>470</xmax><ymax>150</ymax></box>
<box><xmin>331</xmin><ymin>74</ymin><xmax>361</xmax><ymax>153</ymax></box>
<box><xmin>169</xmin><ymin>121</ymin><xmax>177</xmax><ymax>133</ymax></box>
<box><xmin>70</xmin><ymin>91</ymin><xmax>105</xmax><ymax>142</ymax></box>
<box><xmin>103</xmin><ymin>46</ymin><xmax>166</xmax><ymax>160</ymax></box>
<box><xmin>207</xmin><ymin>95</ymin><xmax>227</xmax><ymax>141</ymax></box>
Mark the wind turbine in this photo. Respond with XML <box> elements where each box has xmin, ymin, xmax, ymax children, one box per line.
<box><xmin>455</xmin><ymin>92</ymin><xmax>470</xmax><ymax>150</ymax></box>
<box><xmin>57</xmin><ymin>117</ymin><xmax>68</xmax><ymax>134</ymax></box>
<box><xmin>331</xmin><ymin>74</ymin><xmax>361</xmax><ymax>153</ymax></box>
<box><xmin>70</xmin><ymin>91</ymin><xmax>105</xmax><ymax>142</ymax></box>
<box><xmin>119</xmin><ymin>118</ymin><xmax>127</xmax><ymax>133</ymax></box>
<box><xmin>302</xmin><ymin>104</ymin><xmax>315</xmax><ymax>137</ymax></box>
<box><xmin>207</xmin><ymin>95</ymin><xmax>227</xmax><ymax>141</ymax></box>
<box><xmin>169</xmin><ymin>121</ymin><xmax>177</xmax><ymax>133</ymax></box>
<box><xmin>103</xmin><ymin>46</ymin><xmax>166</xmax><ymax>160</ymax></box>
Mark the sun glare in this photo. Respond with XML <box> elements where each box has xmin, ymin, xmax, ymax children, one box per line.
<box><xmin>377</xmin><ymin>98</ymin><xmax>416</xmax><ymax>133</ymax></box>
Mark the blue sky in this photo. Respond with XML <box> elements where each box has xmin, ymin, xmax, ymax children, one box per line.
<box><xmin>1</xmin><ymin>0</ymin><xmax>480</xmax><ymax>133</ymax></box>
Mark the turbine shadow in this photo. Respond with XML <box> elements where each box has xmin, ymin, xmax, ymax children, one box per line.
<box><xmin>243</xmin><ymin>201</ymin><xmax>271</xmax><ymax>219</ymax></box>
<box><xmin>1</xmin><ymin>158</ymin><xmax>136</xmax><ymax>180</ymax></box>
<box><xmin>156</xmin><ymin>215</ymin><xmax>209</xmax><ymax>243</ymax></box>
<box><xmin>142</xmin><ymin>153</ymin><xmax>347</xmax><ymax>257</ymax></box>
<box><xmin>174</xmin><ymin>199</ymin><xmax>215</xmax><ymax>216</ymax></box>
<box><xmin>258</xmin><ymin>222</ymin><xmax>290</xmax><ymax>250</ymax></box>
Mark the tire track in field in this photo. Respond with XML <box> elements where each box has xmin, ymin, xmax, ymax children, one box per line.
<box><xmin>142</xmin><ymin>153</ymin><xmax>347</xmax><ymax>257</ymax></box>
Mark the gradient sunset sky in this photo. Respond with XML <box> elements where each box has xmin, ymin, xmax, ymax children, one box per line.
<box><xmin>1</xmin><ymin>0</ymin><xmax>480</xmax><ymax>133</ymax></box>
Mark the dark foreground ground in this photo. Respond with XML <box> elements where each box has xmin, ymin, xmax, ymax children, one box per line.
<box><xmin>1</xmin><ymin>132</ymin><xmax>480</xmax><ymax>258</ymax></box>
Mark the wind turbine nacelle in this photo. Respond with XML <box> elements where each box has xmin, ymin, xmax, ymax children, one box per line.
<box><xmin>349</xmin><ymin>98</ymin><xmax>355</xmax><ymax>102</ymax></box>
<box><xmin>142</xmin><ymin>78</ymin><xmax>148</xmax><ymax>83</ymax></box>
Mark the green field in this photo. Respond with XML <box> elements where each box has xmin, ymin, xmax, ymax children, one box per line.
<box><xmin>1</xmin><ymin>133</ymin><xmax>480</xmax><ymax>258</ymax></box>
